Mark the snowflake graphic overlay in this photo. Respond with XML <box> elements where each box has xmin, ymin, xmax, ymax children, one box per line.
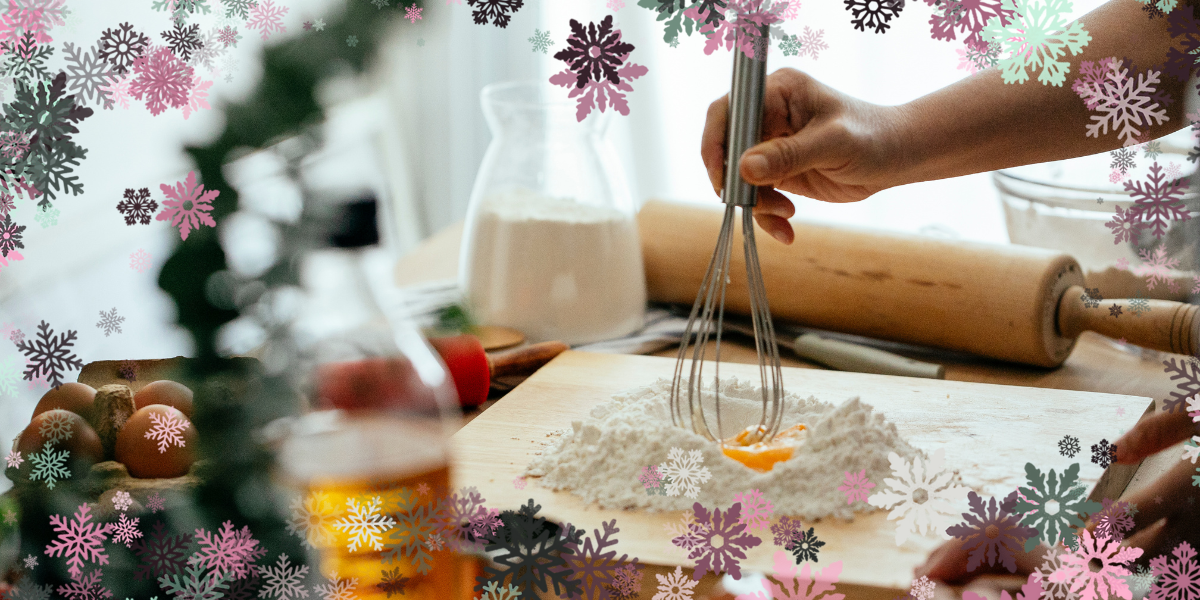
<box><xmin>335</xmin><ymin>496</ymin><xmax>396</xmax><ymax>552</ymax></box>
<box><xmin>247</xmin><ymin>0</ymin><xmax>288</xmax><ymax>40</ymax></box>
<box><xmin>791</xmin><ymin>527</ymin><xmax>826</xmax><ymax>563</ymax></box>
<box><xmin>129</xmin><ymin>44</ymin><xmax>193</xmax><ymax>115</ymax></box>
<box><xmin>144</xmin><ymin>410</ymin><xmax>188</xmax><ymax>452</ymax></box>
<box><xmin>867</xmin><ymin>448</ymin><xmax>970</xmax><ymax>545</ymax></box>
<box><xmin>5</xmin><ymin>448</ymin><xmax>22</xmax><ymax>468</ymax></box>
<box><xmin>688</xmin><ymin>501</ymin><xmax>761</xmax><ymax>580</ymax></box>
<box><xmin>131</xmin><ymin>519</ymin><xmax>192</xmax><ymax>581</ymax></box>
<box><xmin>1077</xmin><ymin>59</ymin><xmax>1170</xmax><ymax>147</ymax></box>
<box><xmin>550</xmin><ymin>16</ymin><xmax>648</xmax><ymax>122</ymax></box>
<box><xmin>476</xmin><ymin>498</ymin><xmax>583</xmax><ymax>598</ymax></box>
<box><xmin>844</xmin><ymin>0</ymin><xmax>904</xmax><ymax>33</ymax></box>
<box><xmin>96</xmin><ymin>308</ymin><xmax>124</xmax><ymax>337</ymax></box>
<box><xmin>1090</xmin><ymin>439</ymin><xmax>1117</xmax><ymax>468</ymax></box>
<box><xmin>98</xmin><ymin>22</ymin><xmax>149</xmax><ymax>74</ymax></box>
<box><xmin>529</xmin><ymin>28</ymin><xmax>552</xmax><ymax>53</ymax></box>
<box><xmin>1013</xmin><ymin>462</ymin><xmax>1102</xmax><ymax>551</ymax></box>
<box><xmin>467</xmin><ymin>0</ymin><xmax>524</xmax><ymax>28</ymax></box>
<box><xmin>735</xmin><ymin>488</ymin><xmax>774</xmax><ymax>531</ymax></box>
<box><xmin>191</xmin><ymin>520</ymin><xmax>267</xmax><ymax>580</ymax></box>
<box><xmin>562</xmin><ymin>519</ymin><xmax>633</xmax><ymax>600</ymax></box>
<box><xmin>1126</xmin><ymin>164</ymin><xmax>1190</xmax><ymax>239</ymax></box>
<box><xmin>381</xmin><ymin>487</ymin><xmax>439</xmax><ymax>574</ymax></box>
<box><xmin>38</xmin><ymin>410</ymin><xmax>73</xmax><ymax>442</ymax></box>
<box><xmin>1163</xmin><ymin>357</ymin><xmax>1200</xmax><ymax>414</ymax></box>
<box><xmin>44</xmin><ymin>503</ymin><xmax>113</xmax><ymax>579</ymax></box>
<box><xmin>946</xmin><ymin>490</ymin><xmax>1037</xmax><ymax>573</ymax></box>
<box><xmin>258</xmin><ymin>553</ymin><xmax>309</xmax><ymax>600</ymax></box>
<box><xmin>1049</xmin><ymin>528</ymin><xmax>1141</xmax><ymax>600</ymax></box>
<box><xmin>980</xmin><ymin>0</ymin><xmax>1091</xmax><ymax>86</ymax></box>
<box><xmin>837</xmin><ymin>469</ymin><xmax>876</xmax><ymax>504</ymax></box>
<box><xmin>16</xmin><ymin>321</ymin><xmax>83</xmax><ymax>389</ymax></box>
<box><xmin>111</xmin><ymin>513</ymin><xmax>142</xmax><ymax>547</ymax></box>
<box><xmin>112</xmin><ymin>490</ymin><xmax>132</xmax><ymax>512</ymax></box>
<box><xmin>130</xmin><ymin>248</ymin><xmax>151</xmax><ymax>273</ymax></box>
<box><xmin>159</xmin><ymin>561</ymin><xmax>231</xmax><ymax>600</ymax></box>
<box><xmin>658</xmin><ymin>447</ymin><xmax>713</xmax><ymax>499</ymax></box>
<box><xmin>28</xmin><ymin>440</ymin><xmax>69</xmax><ymax>488</ymax></box>
<box><xmin>655</xmin><ymin>565</ymin><xmax>698</xmax><ymax>600</ymax></box>
<box><xmin>156</xmin><ymin>170</ymin><xmax>218</xmax><ymax>241</ymax></box>
<box><xmin>1149</xmin><ymin>540</ymin><xmax>1200</xmax><ymax>600</ymax></box>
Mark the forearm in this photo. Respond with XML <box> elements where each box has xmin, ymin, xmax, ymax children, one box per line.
<box><xmin>890</xmin><ymin>0</ymin><xmax>1190</xmax><ymax>186</ymax></box>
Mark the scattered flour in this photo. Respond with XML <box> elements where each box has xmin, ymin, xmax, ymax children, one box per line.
<box><xmin>524</xmin><ymin>377</ymin><xmax>926</xmax><ymax>521</ymax></box>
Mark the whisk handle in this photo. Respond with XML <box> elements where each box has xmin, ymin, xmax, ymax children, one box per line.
<box><xmin>722</xmin><ymin>24</ymin><xmax>770</xmax><ymax>208</ymax></box>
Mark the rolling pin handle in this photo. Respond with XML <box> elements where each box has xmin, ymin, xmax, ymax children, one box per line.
<box><xmin>1058</xmin><ymin>285</ymin><xmax>1200</xmax><ymax>357</ymax></box>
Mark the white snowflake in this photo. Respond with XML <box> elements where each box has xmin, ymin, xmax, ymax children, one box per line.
<box><xmin>733</xmin><ymin>489</ymin><xmax>773</xmax><ymax>532</ymax></box>
<box><xmin>22</xmin><ymin>554</ymin><xmax>37</xmax><ymax>569</ymax></box>
<box><xmin>866</xmin><ymin>448</ymin><xmax>969</xmax><ymax>545</ymax></box>
<box><xmin>1188</xmin><ymin>393</ymin><xmax>1200</xmax><ymax>419</ymax></box>
<box><xmin>659</xmin><ymin>447</ymin><xmax>713</xmax><ymax>499</ymax></box>
<box><xmin>654</xmin><ymin>565</ymin><xmax>698</xmax><ymax>600</ymax></box>
<box><xmin>111</xmin><ymin>513</ymin><xmax>142</xmax><ymax>547</ymax></box>
<box><xmin>1076</xmin><ymin>59</ymin><xmax>1170</xmax><ymax>147</ymax></box>
<box><xmin>334</xmin><ymin>496</ymin><xmax>395</xmax><ymax>552</ymax></box>
<box><xmin>96</xmin><ymin>308</ymin><xmax>125</xmax><ymax>336</ymax></box>
<box><xmin>313</xmin><ymin>571</ymin><xmax>358</xmax><ymax>600</ymax></box>
<box><xmin>258</xmin><ymin>553</ymin><xmax>309</xmax><ymax>600</ymax></box>
<box><xmin>286</xmin><ymin>492</ymin><xmax>338</xmax><ymax>549</ymax></box>
<box><xmin>979</xmin><ymin>0</ymin><xmax>1091</xmax><ymax>86</ymax></box>
<box><xmin>144</xmin><ymin>410</ymin><xmax>188</xmax><ymax>453</ymax></box>
<box><xmin>5</xmin><ymin>449</ymin><xmax>21</xmax><ymax>468</ymax></box>
<box><xmin>111</xmin><ymin>490</ymin><xmax>133</xmax><ymax>512</ymax></box>
<box><xmin>1136</xmin><ymin>244</ymin><xmax>1179</xmax><ymax>291</ymax></box>
<box><xmin>38</xmin><ymin>410</ymin><xmax>73</xmax><ymax>442</ymax></box>
<box><xmin>1183</xmin><ymin>436</ymin><xmax>1200</xmax><ymax>464</ymax></box>
<box><xmin>911</xmin><ymin>575</ymin><xmax>936</xmax><ymax>600</ymax></box>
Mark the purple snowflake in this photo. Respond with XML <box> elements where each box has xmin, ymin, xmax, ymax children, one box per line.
<box><xmin>119</xmin><ymin>359</ymin><xmax>138</xmax><ymax>382</ymax></box>
<box><xmin>1126</xmin><ymin>162</ymin><xmax>1189</xmax><ymax>239</ymax></box>
<box><xmin>192</xmin><ymin>520</ymin><xmax>268</xmax><ymax>580</ymax></box>
<box><xmin>56</xmin><ymin>569</ymin><xmax>112</xmax><ymax>600</ymax></box>
<box><xmin>0</xmin><ymin>212</ymin><xmax>26</xmax><ymax>257</ymax></box>
<box><xmin>845</xmin><ymin>0</ymin><xmax>903</xmax><ymax>33</ymax></box>
<box><xmin>156</xmin><ymin>170</ymin><xmax>218</xmax><ymax>241</ymax></box>
<box><xmin>837</xmin><ymin>469</ymin><xmax>876</xmax><ymax>504</ymax></box>
<box><xmin>563</xmin><ymin>519</ymin><xmax>632</xmax><ymax>600</ymax></box>
<box><xmin>147</xmin><ymin>491</ymin><xmax>165</xmax><ymax>512</ymax></box>
<box><xmin>129</xmin><ymin>45</ymin><xmax>194</xmax><ymax>116</ymax></box>
<box><xmin>1092</xmin><ymin>498</ymin><xmax>1135</xmax><ymax>542</ymax></box>
<box><xmin>466</xmin><ymin>0</ymin><xmax>524</xmax><ymax>27</ymax></box>
<box><xmin>1150</xmin><ymin>541</ymin><xmax>1200</xmax><ymax>600</ymax></box>
<box><xmin>405</xmin><ymin>3</ymin><xmax>422</xmax><ymax>22</ymax></box>
<box><xmin>9</xmin><ymin>328</ymin><xmax>24</xmax><ymax>345</ymax></box>
<box><xmin>144</xmin><ymin>410</ymin><xmax>188</xmax><ymax>452</ymax></box>
<box><xmin>734</xmin><ymin>489</ymin><xmax>774</xmax><ymax>532</ymax></box>
<box><xmin>16</xmin><ymin>320</ymin><xmax>84</xmax><ymax>389</ymax></box>
<box><xmin>670</xmin><ymin>516</ymin><xmax>709</xmax><ymax>554</ymax></box>
<box><xmin>945</xmin><ymin>491</ymin><xmax>1037</xmax><ymax>573</ymax></box>
<box><xmin>1164</xmin><ymin>357</ymin><xmax>1200</xmax><ymax>414</ymax></box>
<box><xmin>161</xmin><ymin>21</ymin><xmax>202</xmax><ymax>62</ymax></box>
<box><xmin>471</xmin><ymin>507</ymin><xmax>503</xmax><ymax>538</ymax></box>
<box><xmin>1105</xmin><ymin>204</ymin><xmax>1146</xmax><ymax>244</ymax></box>
<box><xmin>44</xmin><ymin>503</ymin><xmax>114</xmax><ymax>579</ymax></box>
<box><xmin>0</xmin><ymin>192</ymin><xmax>13</xmax><ymax>214</ymax></box>
<box><xmin>247</xmin><ymin>0</ymin><xmax>288</xmax><ymax>40</ymax></box>
<box><xmin>1137</xmin><ymin>244</ymin><xmax>1180</xmax><ymax>291</ymax></box>
<box><xmin>929</xmin><ymin>0</ymin><xmax>1013</xmax><ymax>47</ymax></box>
<box><xmin>549</xmin><ymin>24</ymin><xmax>647</xmax><ymax>122</ymax></box>
<box><xmin>770</xmin><ymin>515</ymin><xmax>805</xmax><ymax>550</ymax></box>
<box><xmin>553</xmin><ymin>16</ymin><xmax>634</xmax><ymax>89</ymax></box>
<box><xmin>131</xmin><ymin>520</ymin><xmax>191</xmax><ymax>580</ymax></box>
<box><xmin>435</xmin><ymin>486</ymin><xmax>488</xmax><ymax>552</ymax></box>
<box><xmin>111</xmin><ymin>513</ymin><xmax>143</xmax><ymax>548</ymax></box>
<box><xmin>607</xmin><ymin>562</ymin><xmax>643</xmax><ymax>599</ymax></box>
<box><xmin>688</xmin><ymin>501</ymin><xmax>761</xmax><ymax>581</ymax></box>
<box><xmin>117</xmin><ymin>187</ymin><xmax>158</xmax><ymax>225</ymax></box>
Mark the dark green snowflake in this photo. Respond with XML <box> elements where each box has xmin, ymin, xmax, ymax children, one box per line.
<box><xmin>779</xmin><ymin>34</ymin><xmax>802</xmax><ymax>56</ymax></box>
<box><xmin>1013</xmin><ymin>462</ymin><xmax>1102</xmax><ymax>552</ymax></box>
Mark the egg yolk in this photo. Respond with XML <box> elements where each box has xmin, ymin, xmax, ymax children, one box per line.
<box><xmin>721</xmin><ymin>424</ymin><xmax>807</xmax><ymax>472</ymax></box>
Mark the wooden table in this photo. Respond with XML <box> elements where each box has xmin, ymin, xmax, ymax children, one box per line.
<box><xmin>396</xmin><ymin>220</ymin><xmax>1186</xmax><ymax>598</ymax></box>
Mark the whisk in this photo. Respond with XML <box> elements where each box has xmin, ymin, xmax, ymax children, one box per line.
<box><xmin>670</xmin><ymin>24</ymin><xmax>785</xmax><ymax>445</ymax></box>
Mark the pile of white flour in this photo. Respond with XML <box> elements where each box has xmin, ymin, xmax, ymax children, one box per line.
<box><xmin>525</xmin><ymin>377</ymin><xmax>925</xmax><ymax>521</ymax></box>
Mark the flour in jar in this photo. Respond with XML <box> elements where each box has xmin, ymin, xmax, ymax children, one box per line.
<box><xmin>461</xmin><ymin>188</ymin><xmax>645</xmax><ymax>345</ymax></box>
<box><xmin>525</xmin><ymin>377</ymin><xmax>929</xmax><ymax>521</ymax></box>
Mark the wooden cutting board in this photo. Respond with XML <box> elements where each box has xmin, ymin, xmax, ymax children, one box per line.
<box><xmin>451</xmin><ymin>350</ymin><xmax>1150</xmax><ymax>597</ymax></box>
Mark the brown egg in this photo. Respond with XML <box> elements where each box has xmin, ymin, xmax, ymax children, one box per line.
<box><xmin>17</xmin><ymin>409</ymin><xmax>104</xmax><ymax>464</ymax></box>
<box><xmin>115</xmin><ymin>405</ymin><xmax>197</xmax><ymax>478</ymax></box>
<box><xmin>133</xmin><ymin>381</ymin><xmax>194</xmax><ymax>419</ymax></box>
<box><xmin>31</xmin><ymin>383</ymin><xmax>97</xmax><ymax>423</ymax></box>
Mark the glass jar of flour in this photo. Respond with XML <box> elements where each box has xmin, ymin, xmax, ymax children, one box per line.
<box><xmin>459</xmin><ymin>81</ymin><xmax>646</xmax><ymax>345</ymax></box>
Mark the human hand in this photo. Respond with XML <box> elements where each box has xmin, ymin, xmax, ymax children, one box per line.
<box><xmin>700</xmin><ymin>68</ymin><xmax>906</xmax><ymax>244</ymax></box>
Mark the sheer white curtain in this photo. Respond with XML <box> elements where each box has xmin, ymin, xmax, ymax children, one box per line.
<box><xmin>379</xmin><ymin>0</ymin><xmax>1110</xmax><ymax>246</ymax></box>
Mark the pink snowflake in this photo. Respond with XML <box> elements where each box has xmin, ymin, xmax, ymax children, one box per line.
<box><xmin>247</xmin><ymin>0</ymin><xmax>288</xmax><ymax>41</ymax></box>
<box><xmin>26</xmin><ymin>369</ymin><xmax>48</xmax><ymax>390</ymax></box>
<box><xmin>688</xmin><ymin>501</ymin><xmax>762</xmax><ymax>581</ymax></box>
<box><xmin>44</xmin><ymin>503</ymin><xmax>114</xmax><ymax>579</ymax></box>
<box><xmin>734</xmin><ymin>489</ymin><xmax>774</xmax><ymax>532</ymax></box>
<box><xmin>0</xmin><ymin>248</ymin><xmax>23</xmax><ymax>274</ymax></box>
<box><xmin>425</xmin><ymin>533</ymin><xmax>444</xmax><ymax>551</ymax></box>
<box><xmin>606</xmin><ymin>0</ymin><xmax>625</xmax><ymax>9</ymax></box>
<box><xmin>1050</xmin><ymin>528</ymin><xmax>1142</xmax><ymax>600</ymax></box>
<box><xmin>416</xmin><ymin>482</ymin><xmax>430</xmax><ymax>496</ymax></box>
<box><xmin>737</xmin><ymin>551</ymin><xmax>845</xmax><ymax>600</ymax></box>
<box><xmin>1115</xmin><ymin>257</ymin><xmax>1130</xmax><ymax>270</ymax></box>
<box><xmin>147</xmin><ymin>492</ymin><xmax>165</xmax><ymax>512</ymax></box>
<box><xmin>130</xmin><ymin>248</ymin><xmax>151</xmax><ymax>273</ymax></box>
<box><xmin>956</xmin><ymin>45</ymin><xmax>982</xmax><ymax>74</ymax></box>
<box><xmin>155</xmin><ymin>170</ymin><xmax>218</xmax><ymax>241</ymax></box>
<box><xmin>1109</xmin><ymin>169</ymin><xmax>1126</xmax><ymax>183</ymax></box>
<box><xmin>99</xmin><ymin>73</ymin><xmax>133</xmax><ymax>109</ymax></box>
<box><xmin>797</xmin><ymin>26</ymin><xmax>827</xmax><ymax>60</ymax></box>
<box><xmin>1136</xmin><ymin>244</ymin><xmax>1180</xmax><ymax>291</ymax></box>
<box><xmin>470</xmin><ymin>507</ymin><xmax>503</xmax><ymax>538</ymax></box>
<box><xmin>129</xmin><ymin>45</ymin><xmax>194</xmax><ymax>116</ymax></box>
<box><xmin>964</xmin><ymin>573</ymin><xmax>1043</xmax><ymax>600</ymax></box>
<box><xmin>0</xmin><ymin>130</ymin><xmax>30</xmax><ymax>160</ymax></box>
<box><xmin>143</xmin><ymin>410</ymin><xmax>188</xmax><ymax>453</ymax></box>
<box><xmin>836</xmin><ymin>469</ymin><xmax>875</xmax><ymax>504</ymax></box>
<box><xmin>111</xmin><ymin>513</ymin><xmax>142</xmax><ymax>548</ymax></box>
<box><xmin>5</xmin><ymin>449</ymin><xmax>21</xmax><ymax>468</ymax></box>
<box><xmin>610</xmin><ymin>562</ymin><xmax>643</xmax><ymax>597</ymax></box>
<box><xmin>512</xmin><ymin>476</ymin><xmax>526</xmax><ymax>490</ymax></box>
<box><xmin>181</xmin><ymin>74</ymin><xmax>212</xmax><ymax>119</ymax></box>
<box><xmin>783</xmin><ymin>0</ymin><xmax>801</xmax><ymax>19</ymax></box>
<box><xmin>639</xmin><ymin>465</ymin><xmax>663</xmax><ymax>490</ymax></box>
<box><xmin>1166</xmin><ymin>162</ymin><xmax>1183</xmax><ymax>179</ymax></box>
<box><xmin>56</xmin><ymin>569</ymin><xmax>112</xmax><ymax>600</ymax></box>
<box><xmin>1150</xmin><ymin>541</ymin><xmax>1200</xmax><ymax>600</ymax></box>
<box><xmin>192</xmin><ymin>520</ymin><xmax>268</xmax><ymax>579</ymax></box>
<box><xmin>404</xmin><ymin>2</ymin><xmax>422</xmax><ymax>21</ymax></box>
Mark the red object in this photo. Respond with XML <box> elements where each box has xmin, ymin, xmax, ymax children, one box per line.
<box><xmin>317</xmin><ymin>357</ymin><xmax>439</xmax><ymax>412</ymax></box>
<box><xmin>427</xmin><ymin>335</ymin><xmax>490</xmax><ymax>407</ymax></box>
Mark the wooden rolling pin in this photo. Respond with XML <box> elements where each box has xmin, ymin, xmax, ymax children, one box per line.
<box><xmin>639</xmin><ymin>199</ymin><xmax>1200</xmax><ymax>367</ymax></box>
